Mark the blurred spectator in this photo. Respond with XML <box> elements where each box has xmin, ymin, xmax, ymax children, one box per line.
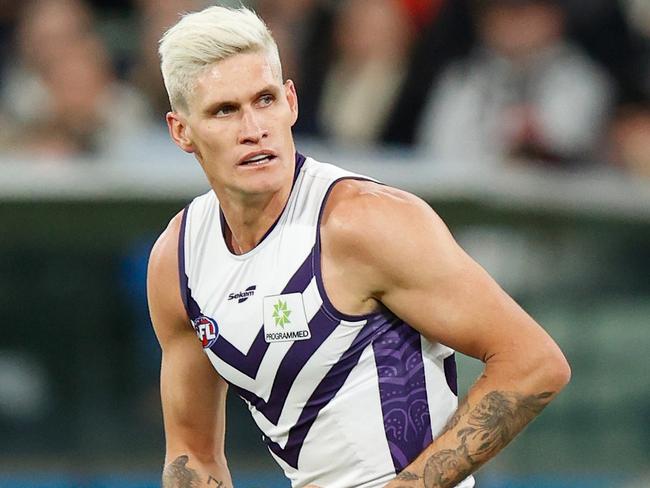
<box><xmin>619</xmin><ymin>0</ymin><xmax>650</xmax><ymax>99</ymax></box>
<box><xmin>0</xmin><ymin>0</ymin><xmax>151</xmax><ymax>159</ymax></box>
<box><xmin>129</xmin><ymin>0</ymin><xmax>206</xmax><ymax>121</ymax></box>
<box><xmin>563</xmin><ymin>0</ymin><xmax>649</xmax><ymax>104</ymax></box>
<box><xmin>1</xmin><ymin>0</ymin><xmax>93</xmax><ymax>134</ymax></box>
<box><xmin>317</xmin><ymin>0</ymin><xmax>416</xmax><ymax>147</ymax></box>
<box><xmin>399</xmin><ymin>0</ymin><xmax>445</xmax><ymax>32</ymax></box>
<box><xmin>382</xmin><ymin>0</ymin><xmax>475</xmax><ymax>145</ymax></box>
<box><xmin>0</xmin><ymin>0</ymin><xmax>21</xmax><ymax>76</ymax></box>
<box><xmin>277</xmin><ymin>0</ymin><xmax>338</xmax><ymax>137</ymax></box>
<box><xmin>417</xmin><ymin>0</ymin><xmax>614</xmax><ymax>168</ymax></box>
<box><xmin>609</xmin><ymin>104</ymin><xmax>650</xmax><ymax>179</ymax></box>
<box><xmin>255</xmin><ymin>0</ymin><xmax>319</xmax><ymax>88</ymax></box>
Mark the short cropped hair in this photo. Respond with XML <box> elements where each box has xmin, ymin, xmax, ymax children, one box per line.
<box><xmin>159</xmin><ymin>6</ymin><xmax>282</xmax><ymax>113</ymax></box>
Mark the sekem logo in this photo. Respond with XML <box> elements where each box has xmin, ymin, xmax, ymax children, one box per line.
<box><xmin>228</xmin><ymin>285</ymin><xmax>257</xmax><ymax>303</ymax></box>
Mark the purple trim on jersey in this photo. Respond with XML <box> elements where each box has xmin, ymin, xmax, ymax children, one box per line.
<box><xmin>230</xmin><ymin>307</ymin><xmax>341</xmax><ymax>424</ymax></box>
<box><xmin>219</xmin><ymin>152</ymin><xmax>307</xmax><ymax>248</ymax></box>
<box><xmin>179</xmin><ymin>205</ymin><xmax>220</xmax><ymax>322</ymax></box>
<box><xmin>373</xmin><ymin>322</ymin><xmax>433</xmax><ymax>472</ymax></box>
<box><xmin>178</xmin><ymin>206</ymin><xmax>191</xmax><ymax>317</ymax></box>
<box><xmin>444</xmin><ymin>354</ymin><xmax>458</xmax><ymax>396</ymax></box>
<box><xmin>313</xmin><ymin>176</ymin><xmax>379</xmax><ymax>322</ymax></box>
<box><xmin>207</xmin><ymin>247</ymin><xmax>315</xmax><ymax>378</ymax></box>
<box><xmin>186</xmin><ymin>290</ymin><xmax>201</xmax><ymax>321</ymax></box>
<box><xmin>294</xmin><ymin>152</ymin><xmax>307</xmax><ymax>181</ymax></box>
<box><xmin>265</xmin><ymin>312</ymin><xmax>393</xmax><ymax>468</ymax></box>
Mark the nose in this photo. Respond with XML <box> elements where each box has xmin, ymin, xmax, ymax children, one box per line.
<box><xmin>238</xmin><ymin>108</ymin><xmax>268</xmax><ymax>144</ymax></box>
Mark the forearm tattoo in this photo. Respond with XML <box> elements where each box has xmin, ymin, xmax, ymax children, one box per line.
<box><xmin>207</xmin><ymin>476</ymin><xmax>224</xmax><ymax>487</ymax></box>
<box><xmin>162</xmin><ymin>456</ymin><xmax>226</xmax><ymax>488</ymax></box>
<box><xmin>162</xmin><ymin>456</ymin><xmax>200</xmax><ymax>488</ymax></box>
<box><xmin>395</xmin><ymin>390</ymin><xmax>554</xmax><ymax>488</ymax></box>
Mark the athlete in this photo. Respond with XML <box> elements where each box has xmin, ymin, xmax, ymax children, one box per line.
<box><xmin>147</xmin><ymin>6</ymin><xmax>571</xmax><ymax>488</ymax></box>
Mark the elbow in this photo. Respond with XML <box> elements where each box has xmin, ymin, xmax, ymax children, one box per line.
<box><xmin>556</xmin><ymin>352</ymin><xmax>572</xmax><ymax>390</ymax></box>
<box><xmin>538</xmin><ymin>346</ymin><xmax>571</xmax><ymax>395</ymax></box>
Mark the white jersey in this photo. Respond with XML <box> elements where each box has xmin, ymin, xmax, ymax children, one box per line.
<box><xmin>179</xmin><ymin>154</ymin><xmax>474</xmax><ymax>488</ymax></box>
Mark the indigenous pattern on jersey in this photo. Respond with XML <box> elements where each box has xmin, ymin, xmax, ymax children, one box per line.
<box><xmin>179</xmin><ymin>154</ymin><xmax>474</xmax><ymax>488</ymax></box>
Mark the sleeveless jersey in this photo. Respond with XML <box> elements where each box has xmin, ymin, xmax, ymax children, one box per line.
<box><xmin>179</xmin><ymin>154</ymin><xmax>474</xmax><ymax>488</ymax></box>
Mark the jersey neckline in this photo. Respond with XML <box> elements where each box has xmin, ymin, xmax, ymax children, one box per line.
<box><xmin>217</xmin><ymin>152</ymin><xmax>307</xmax><ymax>260</ymax></box>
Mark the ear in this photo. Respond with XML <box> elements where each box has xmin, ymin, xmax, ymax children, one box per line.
<box><xmin>166</xmin><ymin>111</ymin><xmax>195</xmax><ymax>153</ymax></box>
<box><xmin>284</xmin><ymin>80</ymin><xmax>299</xmax><ymax>127</ymax></box>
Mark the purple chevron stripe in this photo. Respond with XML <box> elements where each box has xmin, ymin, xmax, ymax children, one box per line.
<box><xmin>230</xmin><ymin>307</ymin><xmax>340</xmax><ymax>423</ymax></box>
<box><xmin>184</xmin><ymin>152</ymin><xmax>307</xmax><ymax>324</ymax></box>
<box><xmin>266</xmin><ymin>313</ymin><xmax>391</xmax><ymax>468</ymax></box>
<box><xmin>206</xmin><ymin>246</ymin><xmax>316</xmax><ymax>378</ymax></box>
<box><xmin>373</xmin><ymin>322</ymin><xmax>432</xmax><ymax>472</ymax></box>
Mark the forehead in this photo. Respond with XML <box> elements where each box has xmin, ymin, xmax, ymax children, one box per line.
<box><xmin>189</xmin><ymin>51</ymin><xmax>282</xmax><ymax>112</ymax></box>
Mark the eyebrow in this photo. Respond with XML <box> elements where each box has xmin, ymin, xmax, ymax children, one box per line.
<box><xmin>202</xmin><ymin>85</ymin><xmax>280</xmax><ymax>115</ymax></box>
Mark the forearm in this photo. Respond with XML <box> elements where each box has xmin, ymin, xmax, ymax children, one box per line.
<box><xmin>385</xmin><ymin>368</ymin><xmax>565</xmax><ymax>487</ymax></box>
<box><xmin>162</xmin><ymin>453</ymin><xmax>233</xmax><ymax>488</ymax></box>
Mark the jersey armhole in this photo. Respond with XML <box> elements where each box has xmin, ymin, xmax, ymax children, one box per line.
<box><xmin>177</xmin><ymin>205</ymin><xmax>194</xmax><ymax>321</ymax></box>
<box><xmin>313</xmin><ymin>176</ymin><xmax>381</xmax><ymax>323</ymax></box>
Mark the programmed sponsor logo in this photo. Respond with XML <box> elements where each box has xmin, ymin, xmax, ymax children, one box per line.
<box><xmin>228</xmin><ymin>285</ymin><xmax>257</xmax><ymax>303</ymax></box>
<box><xmin>263</xmin><ymin>293</ymin><xmax>311</xmax><ymax>343</ymax></box>
<box><xmin>265</xmin><ymin>330</ymin><xmax>310</xmax><ymax>342</ymax></box>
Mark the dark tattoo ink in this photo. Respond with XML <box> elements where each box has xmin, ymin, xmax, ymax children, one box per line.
<box><xmin>162</xmin><ymin>455</ymin><xmax>200</xmax><ymax>488</ymax></box>
<box><xmin>422</xmin><ymin>444</ymin><xmax>473</xmax><ymax>487</ymax></box>
<box><xmin>207</xmin><ymin>476</ymin><xmax>224</xmax><ymax>487</ymax></box>
<box><xmin>419</xmin><ymin>390</ymin><xmax>554</xmax><ymax>488</ymax></box>
<box><xmin>457</xmin><ymin>391</ymin><xmax>553</xmax><ymax>458</ymax></box>
<box><xmin>395</xmin><ymin>470</ymin><xmax>422</xmax><ymax>481</ymax></box>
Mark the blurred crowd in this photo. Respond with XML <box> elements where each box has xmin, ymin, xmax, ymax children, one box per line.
<box><xmin>0</xmin><ymin>0</ymin><xmax>649</xmax><ymax>177</ymax></box>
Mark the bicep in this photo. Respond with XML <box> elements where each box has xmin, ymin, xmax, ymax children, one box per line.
<box><xmin>160</xmin><ymin>329</ymin><xmax>228</xmax><ymax>460</ymax></box>
<box><xmin>147</xmin><ymin>214</ymin><xmax>228</xmax><ymax>461</ymax></box>
<box><xmin>368</xmin><ymin>197</ymin><xmax>556</xmax><ymax>363</ymax></box>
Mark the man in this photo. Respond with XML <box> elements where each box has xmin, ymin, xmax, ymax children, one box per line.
<box><xmin>148</xmin><ymin>5</ymin><xmax>570</xmax><ymax>488</ymax></box>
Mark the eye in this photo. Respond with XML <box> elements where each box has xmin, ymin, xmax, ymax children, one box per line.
<box><xmin>215</xmin><ymin>105</ymin><xmax>236</xmax><ymax>117</ymax></box>
<box><xmin>258</xmin><ymin>94</ymin><xmax>275</xmax><ymax>107</ymax></box>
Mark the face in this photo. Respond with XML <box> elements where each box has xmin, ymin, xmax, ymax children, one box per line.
<box><xmin>479</xmin><ymin>3</ymin><xmax>564</xmax><ymax>61</ymax></box>
<box><xmin>167</xmin><ymin>51</ymin><xmax>299</xmax><ymax>201</ymax></box>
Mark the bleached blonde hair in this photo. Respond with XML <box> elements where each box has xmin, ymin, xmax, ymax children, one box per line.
<box><xmin>159</xmin><ymin>5</ymin><xmax>282</xmax><ymax>113</ymax></box>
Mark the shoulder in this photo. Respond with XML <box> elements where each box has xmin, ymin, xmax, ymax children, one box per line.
<box><xmin>320</xmin><ymin>179</ymin><xmax>458</xmax><ymax>293</ymax></box>
<box><xmin>147</xmin><ymin>210</ymin><xmax>188</xmax><ymax>344</ymax></box>
<box><xmin>148</xmin><ymin>210</ymin><xmax>184</xmax><ymax>281</ymax></box>
<box><xmin>322</xmin><ymin>179</ymin><xmax>448</xmax><ymax>247</ymax></box>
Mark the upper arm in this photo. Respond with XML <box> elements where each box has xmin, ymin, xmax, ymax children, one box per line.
<box><xmin>147</xmin><ymin>211</ymin><xmax>228</xmax><ymax>464</ymax></box>
<box><xmin>323</xmin><ymin>181</ymin><xmax>569</xmax><ymax>382</ymax></box>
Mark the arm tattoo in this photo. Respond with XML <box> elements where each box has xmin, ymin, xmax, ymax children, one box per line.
<box><xmin>395</xmin><ymin>470</ymin><xmax>421</xmax><ymax>481</ymax></box>
<box><xmin>397</xmin><ymin>391</ymin><xmax>554</xmax><ymax>488</ymax></box>
<box><xmin>456</xmin><ymin>391</ymin><xmax>552</xmax><ymax>459</ymax></box>
<box><xmin>207</xmin><ymin>476</ymin><xmax>224</xmax><ymax>487</ymax></box>
<box><xmin>441</xmin><ymin>398</ymin><xmax>469</xmax><ymax>433</ymax></box>
<box><xmin>162</xmin><ymin>455</ymin><xmax>200</xmax><ymax>488</ymax></box>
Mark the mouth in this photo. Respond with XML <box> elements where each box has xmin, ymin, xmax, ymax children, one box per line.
<box><xmin>238</xmin><ymin>152</ymin><xmax>277</xmax><ymax>167</ymax></box>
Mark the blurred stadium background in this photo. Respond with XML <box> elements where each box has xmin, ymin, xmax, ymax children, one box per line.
<box><xmin>1</xmin><ymin>0</ymin><xmax>649</xmax><ymax>487</ymax></box>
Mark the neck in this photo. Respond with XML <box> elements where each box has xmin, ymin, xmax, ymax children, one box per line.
<box><xmin>209</xmin><ymin>152</ymin><xmax>302</xmax><ymax>255</ymax></box>
<box><xmin>220</xmin><ymin>186</ymin><xmax>291</xmax><ymax>254</ymax></box>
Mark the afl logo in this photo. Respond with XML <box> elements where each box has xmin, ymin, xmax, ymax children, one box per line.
<box><xmin>192</xmin><ymin>315</ymin><xmax>219</xmax><ymax>349</ymax></box>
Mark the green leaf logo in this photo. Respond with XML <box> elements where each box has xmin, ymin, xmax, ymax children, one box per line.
<box><xmin>272</xmin><ymin>299</ymin><xmax>291</xmax><ymax>328</ymax></box>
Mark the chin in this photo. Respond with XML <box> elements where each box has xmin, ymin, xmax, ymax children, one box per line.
<box><xmin>239</xmin><ymin>173</ymin><xmax>287</xmax><ymax>197</ymax></box>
